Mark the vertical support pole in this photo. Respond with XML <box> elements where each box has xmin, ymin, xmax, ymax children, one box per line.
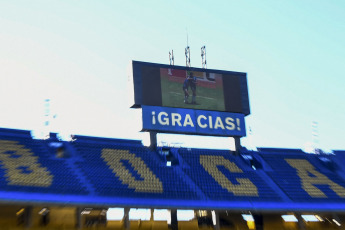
<box><xmin>24</xmin><ymin>206</ymin><xmax>33</xmax><ymax>229</ymax></box>
<box><xmin>170</xmin><ymin>209</ymin><xmax>178</xmax><ymax>230</ymax></box>
<box><xmin>234</xmin><ymin>137</ymin><xmax>241</xmax><ymax>155</ymax></box>
<box><xmin>150</xmin><ymin>209</ymin><xmax>154</xmax><ymax>221</ymax></box>
<box><xmin>296</xmin><ymin>213</ymin><xmax>306</xmax><ymax>230</ymax></box>
<box><xmin>150</xmin><ymin>132</ymin><xmax>157</xmax><ymax>151</ymax></box>
<box><xmin>75</xmin><ymin>207</ymin><xmax>82</xmax><ymax>229</ymax></box>
<box><xmin>123</xmin><ymin>207</ymin><xmax>130</xmax><ymax>230</ymax></box>
<box><xmin>253</xmin><ymin>214</ymin><xmax>264</xmax><ymax>230</ymax></box>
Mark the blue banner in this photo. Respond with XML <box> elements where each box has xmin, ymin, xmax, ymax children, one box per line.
<box><xmin>142</xmin><ymin>106</ymin><xmax>246</xmax><ymax>137</ymax></box>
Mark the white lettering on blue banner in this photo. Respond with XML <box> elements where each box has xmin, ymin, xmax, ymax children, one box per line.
<box><xmin>142</xmin><ymin>106</ymin><xmax>246</xmax><ymax>137</ymax></box>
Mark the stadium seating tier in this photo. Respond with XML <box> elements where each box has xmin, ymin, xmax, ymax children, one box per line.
<box><xmin>0</xmin><ymin>128</ymin><xmax>345</xmax><ymax>211</ymax></box>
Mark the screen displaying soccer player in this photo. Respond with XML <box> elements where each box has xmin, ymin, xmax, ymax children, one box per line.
<box><xmin>160</xmin><ymin>67</ymin><xmax>225</xmax><ymax>111</ymax></box>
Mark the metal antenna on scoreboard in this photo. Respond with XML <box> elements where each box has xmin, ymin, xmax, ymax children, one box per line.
<box><xmin>201</xmin><ymin>46</ymin><xmax>207</xmax><ymax>69</ymax></box>
<box><xmin>169</xmin><ymin>50</ymin><xmax>174</xmax><ymax>65</ymax></box>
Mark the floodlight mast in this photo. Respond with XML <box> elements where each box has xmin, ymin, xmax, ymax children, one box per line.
<box><xmin>312</xmin><ymin>121</ymin><xmax>319</xmax><ymax>154</ymax></box>
<box><xmin>43</xmin><ymin>99</ymin><xmax>51</xmax><ymax>139</ymax></box>
<box><xmin>169</xmin><ymin>50</ymin><xmax>174</xmax><ymax>66</ymax></box>
<box><xmin>185</xmin><ymin>46</ymin><xmax>190</xmax><ymax>67</ymax></box>
<box><xmin>201</xmin><ymin>46</ymin><xmax>207</xmax><ymax>69</ymax></box>
<box><xmin>185</xmin><ymin>30</ymin><xmax>191</xmax><ymax>67</ymax></box>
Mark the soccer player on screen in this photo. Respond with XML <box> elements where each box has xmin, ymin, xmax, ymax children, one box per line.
<box><xmin>182</xmin><ymin>75</ymin><xmax>189</xmax><ymax>104</ymax></box>
<box><xmin>182</xmin><ymin>72</ymin><xmax>197</xmax><ymax>104</ymax></box>
<box><xmin>190</xmin><ymin>72</ymin><xmax>197</xmax><ymax>104</ymax></box>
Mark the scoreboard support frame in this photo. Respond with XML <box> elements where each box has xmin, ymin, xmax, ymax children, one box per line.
<box><xmin>234</xmin><ymin>136</ymin><xmax>241</xmax><ymax>155</ymax></box>
<box><xmin>149</xmin><ymin>131</ymin><xmax>157</xmax><ymax>151</ymax></box>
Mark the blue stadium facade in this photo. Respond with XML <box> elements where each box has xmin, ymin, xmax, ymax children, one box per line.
<box><xmin>1</xmin><ymin>127</ymin><xmax>345</xmax><ymax>214</ymax></box>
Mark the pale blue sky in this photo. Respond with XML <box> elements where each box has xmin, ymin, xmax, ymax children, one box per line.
<box><xmin>0</xmin><ymin>1</ymin><xmax>344</xmax><ymax>150</ymax></box>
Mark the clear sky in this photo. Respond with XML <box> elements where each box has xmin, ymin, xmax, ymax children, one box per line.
<box><xmin>0</xmin><ymin>1</ymin><xmax>344</xmax><ymax>151</ymax></box>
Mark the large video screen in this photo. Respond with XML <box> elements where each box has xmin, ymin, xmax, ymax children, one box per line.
<box><xmin>130</xmin><ymin>61</ymin><xmax>250</xmax><ymax>115</ymax></box>
<box><xmin>160</xmin><ymin>68</ymin><xmax>225</xmax><ymax>111</ymax></box>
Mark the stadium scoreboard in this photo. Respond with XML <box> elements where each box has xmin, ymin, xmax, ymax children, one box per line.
<box><xmin>129</xmin><ymin>61</ymin><xmax>250</xmax><ymax>137</ymax></box>
<box><xmin>130</xmin><ymin>61</ymin><xmax>250</xmax><ymax>115</ymax></box>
